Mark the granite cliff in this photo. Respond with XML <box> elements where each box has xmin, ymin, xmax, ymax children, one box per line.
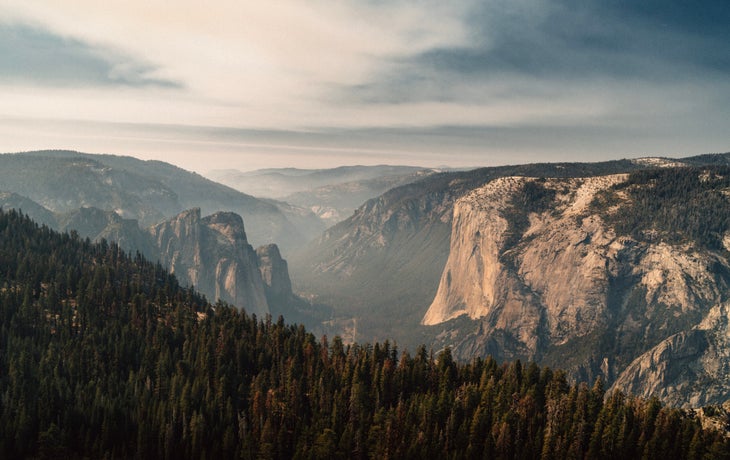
<box><xmin>290</xmin><ymin>160</ymin><xmax>644</xmax><ymax>348</ymax></box>
<box><xmin>256</xmin><ymin>244</ymin><xmax>293</xmax><ymax>307</ymax></box>
<box><xmin>0</xmin><ymin>199</ymin><xmax>302</xmax><ymax>318</ymax></box>
<box><xmin>149</xmin><ymin>209</ymin><xmax>270</xmax><ymax>315</ymax></box>
<box><xmin>424</xmin><ymin>171</ymin><xmax>730</xmax><ymax>405</ymax></box>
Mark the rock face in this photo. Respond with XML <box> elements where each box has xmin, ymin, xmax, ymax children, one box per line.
<box><xmin>611</xmin><ymin>302</ymin><xmax>730</xmax><ymax>407</ymax></box>
<box><xmin>149</xmin><ymin>208</ymin><xmax>269</xmax><ymax>315</ymax></box>
<box><xmin>256</xmin><ymin>244</ymin><xmax>293</xmax><ymax>307</ymax></box>
<box><xmin>425</xmin><ymin>174</ymin><xmax>730</xmax><ymax>405</ymax></box>
<box><xmin>424</xmin><ymin>176</ymin><xmax>630</xmax><ymax>357</ymax></box>
<box><xmin>424</xmin><ymin>175</ymin><xmax>627</xmax><ymax>328</ymax></box>
<box><xmin>0</xmin><ymin>199</ymin><xmax>302</xmax><ymax>318</ymax></box>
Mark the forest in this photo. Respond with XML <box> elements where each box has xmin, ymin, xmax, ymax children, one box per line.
<box><xmin>590</xmin><ymin>166</ymin><xmax>730</xmax><ymax>250</ymax></box>
<box><xmin>1</xmin><ymin>208</ymin><xmax>729</xmax><ymax>459</ymax></box>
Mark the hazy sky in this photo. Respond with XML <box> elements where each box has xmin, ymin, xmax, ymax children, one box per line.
<box><xmin>1</xmin><ymin>1</ymin><xmax>728</xmax><ymax>172</ymax></box>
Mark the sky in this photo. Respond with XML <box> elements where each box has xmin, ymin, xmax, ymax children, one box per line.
<box><xmin>0</xmin><ymin>1</ymin><xmax>728</xmax><ymax>173</ymax></box>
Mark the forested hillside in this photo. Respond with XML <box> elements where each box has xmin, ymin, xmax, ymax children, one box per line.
<box><xmin>591</xmin><ymin>166</ymin><xmax>730</xmax><ymax>250</ymax></box>
<box><xmin>1</xmin><ymin>209</ymin><xmax>729</xmax><ymax>459</ymax></box>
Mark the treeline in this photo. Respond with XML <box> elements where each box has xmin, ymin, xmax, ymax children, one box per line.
<box><xmin>1</xmin><ymin>208</ymin><xmax>729</xmax><ymax>459</ymax></box>
<box><xmin>591</xmin><ymin>166</ymin><xmax>730</xmax><ymax>250</ymax></box>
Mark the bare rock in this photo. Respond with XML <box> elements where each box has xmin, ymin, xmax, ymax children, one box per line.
<box><xmin>149</xmin><ymin>208</ymin><xmax>269</xmax><ymax>315</ymax></box>
<box><xmin>425</xmin><ymin>174</ymin><xmax>730</xmax><ymax>406</ymax></box>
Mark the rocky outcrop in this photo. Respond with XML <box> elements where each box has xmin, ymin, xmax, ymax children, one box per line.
<box><xmin>149</xmin><ymin>208</ymin><xmax>269</xmax><ymax>315</ymax></box>
<box><xmin>424</xmin><ymin>174</ymin><xmax>730</xmax><ymax>405</ymax></box>
<box><xmin>256</xmin><ymin>244</ymin><xmax>293</xmax><ymax>306</ymax></box>
<box><xmin>255</xmin><ymin>242</ymin><xmax>333</xmax><ymax>329</ymax></box>
<box><xmin>20</xmin><ymin>205</ymin><xmax>304</xmax><ymax>318</ymax></box>
<box><xmin>611</xmin><ymin>302</ymin><xmax>730</xmax><ymax>407</ymax></box>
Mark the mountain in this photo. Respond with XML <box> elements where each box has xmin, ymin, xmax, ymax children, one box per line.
<box><xmin>289</xmin><ymin>160</ymin><xmax>645</xmax><ymax>348</ymax></box>
<box><xmin>425</xmin><ymin>166</ymin><xmax>730</xmax><ymax>406</ymax></box>
<box><xmin>149</xmin><ymin>208</ymin><xmax>270</xmax><ymax>315</ymax></box>
<box><xmin>207</xmin><ymin>164</ymin><xmax>428</xmax><ymax>198</ymax></box>
<box><xmin>0</xmin><ymin>151</ymin><xmax>174</xmax><ymax>225</ymax></box>
<box><xmin>208</xmin><ymin>165</ymin><xmax>438</xmax><ymax>227</ymax></box>
<box><xmin>0</xmin><ymin>150</ymin><xmax>310</xmax><ymax>249</ymax></box>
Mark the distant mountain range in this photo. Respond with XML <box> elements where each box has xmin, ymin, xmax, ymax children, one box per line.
<box><xmin>207</xmin><ymin>165</ymin><xmax>440</xmax><ymax>225</ymax></box>
<box><xmin>0</xmin><ymin>150</ymin><xmax>315</xmax><ymax>250</ymax></box>
<box><xmin>207</xmin><ymin>165</ymin><xmax>431</xmax><ymax>198</ymax></box>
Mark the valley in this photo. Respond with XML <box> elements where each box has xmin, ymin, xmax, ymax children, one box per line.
<box><xmin>4</xmin><ymin>2</ymin><xmax>728</xmax><ymax>456</ymax></box>
<box><xmin>3</xmin><ymin>150</ymin><xmax>730</xmax><ymax>409</ymax></box>
<box><xmin>3</xmin><ymin>207</ymin><xmax>727</xmax><ymax>457</ymax></box>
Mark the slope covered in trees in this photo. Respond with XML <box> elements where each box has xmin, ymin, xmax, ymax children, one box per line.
<box><xmin>1</xmin><ymin>208</ymin><xmax>729</xmax><ymax>459</ymax></box>
<box><xmin>590</xmin><ymin>166</ymin><xmax>730</xmax><ymax>250</ymax></box>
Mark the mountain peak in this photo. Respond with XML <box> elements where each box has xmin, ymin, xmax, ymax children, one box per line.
<box><xmin>174</xmin><ymin>207</ymin><xmax>202</xmax><ymax>221</ymax></box>
<box><xmin>203</xmin><ymin>211</ymin><xmax>248</xmax><ymax>245</ymax></box>
<box><xmin>150</xmin><ymin>209</ymin><xmax>268</xmax><ymax>314</ymax></box>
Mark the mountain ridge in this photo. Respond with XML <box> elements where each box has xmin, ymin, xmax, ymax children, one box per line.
<box><xmin>0</xmin><ymin>150</ymin><xmax>312</xmax><ymax>249</ymax></box>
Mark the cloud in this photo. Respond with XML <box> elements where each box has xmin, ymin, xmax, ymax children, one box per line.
<box><xmin>344</xmin><ymin>0</ymin><xmax>730</xmax><ymax>107</ymax></box>
<box><xmin>0</xmin><ymin>1</ymin><xmax>727</xmax><ymax>169</ymax></box>
<box><xmin>0</xmin><ymin>23</ymin><xmax>179</xmax><ymax>88</ymax></box>
<box><xmin>0</xmin><ymin>1</ymin><xmax>470</xmax><ymax>100</ymax></box>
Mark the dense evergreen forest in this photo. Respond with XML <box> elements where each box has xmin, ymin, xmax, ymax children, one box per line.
<box><xmin>1</xmin><ymin>208</ymin><xmax>729</xmax><ymax>459</ymax></box>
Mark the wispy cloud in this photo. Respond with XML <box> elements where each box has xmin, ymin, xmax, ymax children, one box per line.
<box><xmin>0</xmin><ymin>23</ymin><xmax>179</xmax><ymax>88</ymax></box>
